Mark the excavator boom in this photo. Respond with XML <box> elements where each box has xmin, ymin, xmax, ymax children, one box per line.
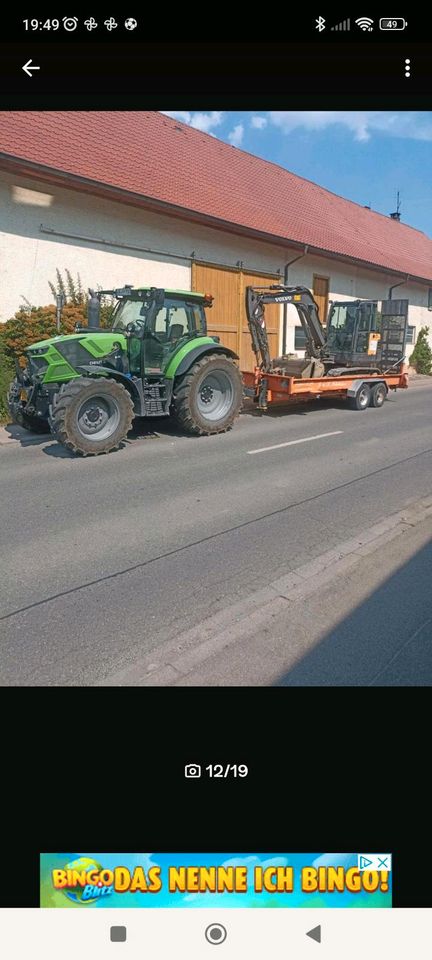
<box><xmin>246</xmin><ymin>285</ymin><xmax>327</xmax><ymax>371</ymax></box>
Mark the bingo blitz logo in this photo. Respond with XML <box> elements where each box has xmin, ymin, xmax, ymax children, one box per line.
<box><xmin>54</xmin><ymin>857</ymin><xmax>114</xmax><ymax>904</ymax></box>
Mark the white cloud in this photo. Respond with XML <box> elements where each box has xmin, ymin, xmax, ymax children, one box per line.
<box><xmin>268</xmin><ymin>111</ymin><xmax>432</xmax><ymax>142</ymax></box>
<box><xmin>251</xmin><ymin>116</ymin><xmax>267</xmax><ymax>130</ymax></box>
<box><xmin>162</xmin><ymin>111</ymin><xmax>224</xmax><ymax>133</ymax></box>
<box><xmin>228</xmin><ymin>123</ymin><xmax>244</xmax><ymax>147</ymax></box>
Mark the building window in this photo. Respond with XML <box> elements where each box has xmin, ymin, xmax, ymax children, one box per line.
<box><xmin>294</xmin><ymin>326</ymin><xmax>307</xmax><ymax>350</ymax></box>
<box><xmin>428</xmin><ymin>288</ymin><xmax>432</xmax><ymax>311</ymax></box>
<box><xmin>406</xmin><ymin>326</ymin><xmax>416</xmax><ymax>345</ymax></box>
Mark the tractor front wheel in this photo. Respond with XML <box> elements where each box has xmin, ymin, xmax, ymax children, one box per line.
<box><xmin>173</xmin><ymin>354</ymin><xmax>243</xmax><ymax>436</ymax></box>
<box><xmin>49</xmin><ymin>377</ymin><xmax>134</xmax><ymax>456</ymax></box>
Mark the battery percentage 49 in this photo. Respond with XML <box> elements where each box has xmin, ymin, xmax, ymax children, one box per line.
<box><xmin>379</xmin><ymin>18</ymin><xmax>408</xmax><ymax>30</ymax></box>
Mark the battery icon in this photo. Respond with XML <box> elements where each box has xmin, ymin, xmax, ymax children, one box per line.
<box><xmin>379</xmin><ymin>18</ymin><xmax>407</xmax><ymax>30</ymax></box>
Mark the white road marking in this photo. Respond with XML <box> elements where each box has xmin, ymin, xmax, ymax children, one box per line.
<box><xmin>247</xmin><ymin>430</ymin><xmax>344</xmax><ymax>455</ymax></box>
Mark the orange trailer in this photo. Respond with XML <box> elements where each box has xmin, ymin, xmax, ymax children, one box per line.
<box><xmin>243</xmin><ymin>284</ymin><xmax>410</xmax><ymax>413</ymax></box>
<box><xmin>243</xmin><ymin>366</ymin><xmax>409</xmax><ymax>412</ymax></box>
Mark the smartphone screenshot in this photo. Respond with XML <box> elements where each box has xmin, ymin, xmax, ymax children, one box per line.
<box><xmin>0</xmin><ymin>11</ymin><xmax>431</xmax><ymax>958</ymax></box>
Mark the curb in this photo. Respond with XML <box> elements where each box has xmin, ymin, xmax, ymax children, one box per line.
<box><xmin>102</xmin><ymin>494</ymin><xmax>432</xmax><ymax>686</ymax></box>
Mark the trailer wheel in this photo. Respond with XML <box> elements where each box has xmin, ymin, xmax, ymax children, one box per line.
<box><xmin>351</xmin><ymin>384</ymin><xmax>371</xmax><ymax>411</ymax></box>
<box><xmin>370</xmin><ymin>383</ymin><xmax>387</xmax><ymax>408</ymax></box>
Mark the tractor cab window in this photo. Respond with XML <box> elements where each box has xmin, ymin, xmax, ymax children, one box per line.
<box><xmin>151</xmin><ymin>300</ymin><xmax>204</xmax><ymax>339</ymax></box>
<box><xmin>112</xmin><ymin>298</ymin><xmax>150</xmax><ymax>332</ymax></box>
<box><xmin>144</xmin><ymin>299</ymin><xmax>205</xmax><ymax>372</ymax></box>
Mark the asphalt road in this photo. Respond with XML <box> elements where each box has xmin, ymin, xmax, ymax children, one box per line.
<box><xmin>1</xmin><ymin>383</ymin><xmax>432</xmax><ymax>685</ymax></box>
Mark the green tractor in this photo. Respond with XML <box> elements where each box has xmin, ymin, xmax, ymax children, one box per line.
<box><xmin>7</xmin><ymin>285</ymin><xmax>243</xmax><ymax>455</ymax></box>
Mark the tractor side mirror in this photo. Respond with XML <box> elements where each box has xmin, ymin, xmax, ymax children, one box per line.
<box><xmin>126</xmin><ymin>320</ymin><xmax>140</xmax><ymax>335</ymax></box>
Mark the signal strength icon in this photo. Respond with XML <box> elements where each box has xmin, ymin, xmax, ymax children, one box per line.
<box><xmin>355</xmin><ymin>17</ymin><xmax>374</xmax><ymax>31</ymax></box>
<box><xmin>331</xmin><ymin>18</ymin><xmax>350</xmax><ymax>30</ymax></box>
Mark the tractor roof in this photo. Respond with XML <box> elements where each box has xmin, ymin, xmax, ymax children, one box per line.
<box><xmin>132</xmin><ymin>288</ymin><xmax>207</xmax><ymax>298</ymax></box>
<box><xmin>100</xmin><ymin>287</ymin><xmax>211</xmax><ymax>302</ymax></box>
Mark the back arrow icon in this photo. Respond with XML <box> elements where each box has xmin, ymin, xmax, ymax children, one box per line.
<box><xmin>22</xmin><ymin>60</ymin><xmax>40</xmax><ymax>77</ymax></box>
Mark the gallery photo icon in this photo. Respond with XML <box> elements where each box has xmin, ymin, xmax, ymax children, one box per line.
<box><xmin>185</xmin><ymin>763</ymin><xmax>202</xmax><ymax>778</ymax></box>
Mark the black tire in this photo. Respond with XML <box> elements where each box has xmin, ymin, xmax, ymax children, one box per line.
<box><xmin>350</xmin><ymin>383</ymin><xmax>371</xmax><ymax>411</ymax></box>
<box><xmin>49</xmin><ymin>377</ymin><xmax>134</xmax><ymax>456</ymax></box>
<box><xmin>173</xmin><ymin>354</ymin><xmax>243</xmax><ymax>436</ymax></box>
<box><xmin>14</xmin><ymin>409</ymin><xmax>50</xmax><ymax>433</ymax></box>
<box><xmin>370</xmin><ymin>382</ymin><xmax>387</xmax><ymax>408</ymax></box>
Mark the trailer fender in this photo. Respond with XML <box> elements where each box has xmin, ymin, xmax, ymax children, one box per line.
<box><xmin>347</xmin><ymin>378</ymin><xmax>387</xmax><ymax>398</ymax></box>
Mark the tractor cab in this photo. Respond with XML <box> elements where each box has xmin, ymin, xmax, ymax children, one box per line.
<box><xmin>109</xmin><ymin>288</ymin><xmax>211</xmax><ymax>378</ymax></box>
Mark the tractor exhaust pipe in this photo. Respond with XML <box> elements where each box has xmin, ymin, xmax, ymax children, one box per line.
<box><xmin>88</xmin><ymin>289</ymin><xmax>101</xmax><ymax>329</ymax></box>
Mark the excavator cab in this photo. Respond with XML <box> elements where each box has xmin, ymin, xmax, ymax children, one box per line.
<box><xmin>326</xmin><ymin>298</ymin><xmax>409</xmax><ymax>368</ymax></box>
<box><xmin>326</xmin><ymin>299</ymin><xmax>379</xmax><ymax>360</ymax></box>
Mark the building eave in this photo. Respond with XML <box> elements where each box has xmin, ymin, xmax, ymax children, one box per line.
<box><xmin>1</xmin><ymin>153</ymin><xmax>431</xmax><ymax>287</ymax></box>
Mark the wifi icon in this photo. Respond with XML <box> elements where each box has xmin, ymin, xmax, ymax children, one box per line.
<box><xmin>355</xmin><ymin>17</ymin><xmax>374</xmax><ymax>30</ymax></box>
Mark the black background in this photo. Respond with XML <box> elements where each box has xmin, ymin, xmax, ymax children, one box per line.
<box><xmin>2</xmin><ymin>689</ymin><xmax>431</xmax><ymax>907</ymax></box>
<box><xmin>1</xmin><ymin>42</ymin><xmax>430</xmax><ymax>100</ymax></box>
<box><xmin>1</xmin><ymin>26</ymin><xmax>431</xmax><ymax>910</ymax></box>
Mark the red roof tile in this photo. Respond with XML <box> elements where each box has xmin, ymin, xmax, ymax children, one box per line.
<box><xmin>0</xmin><ymin>110</ymin><xmax>431</xmax><ymax>283</ymax></box>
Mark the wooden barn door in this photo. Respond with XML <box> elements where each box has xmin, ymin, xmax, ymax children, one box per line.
<box><xmin>313</xmin><ymin>275</ymin><xmax>329</xmax><ymax>325</ymax></box>
<box><xmin>192</xmin><ymin>261</ymin><xmax>282</xmax><ymax>371</ymax></box>
<box><xmin>192</xmin><ymin>262</ymin><xmax>240</xmax><ymax>356</ymax></box>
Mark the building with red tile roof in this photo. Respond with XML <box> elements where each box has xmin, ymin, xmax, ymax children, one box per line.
<box><xmin>0</xmin><ymin>111</ymin><xmax>431</xmax><ymax>362</ymax></box>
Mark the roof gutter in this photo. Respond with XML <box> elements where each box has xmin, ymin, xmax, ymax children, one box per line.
<box><xmin>1</xmin><ymin>154</ymin><xmax>431</xmax><ymax>287</ymax></box>
<box><xmin>388</xmin><ymin>275</ymin><xmax>409</xmax><ymax>299</ymax></box>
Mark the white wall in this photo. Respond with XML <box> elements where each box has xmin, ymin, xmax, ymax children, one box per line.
<box><xmin>1</xmin><ymin>170</ymin><xmax>431</xmax><ymax>360</ymax></box>
<box><xmin>280</xmin><ymin>256</ymin><xmax>432</xmax><ymax>360</ymax></box>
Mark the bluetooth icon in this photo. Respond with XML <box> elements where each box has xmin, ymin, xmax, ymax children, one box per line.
<box><xmin>315</xmin><ymin>16</ymin><xmax>326</xmax><ymax>31</ymax></box>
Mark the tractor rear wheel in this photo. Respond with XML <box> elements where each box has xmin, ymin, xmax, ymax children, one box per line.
<box><xmin>49</xmin><ymin>377</ymin><xmax>134</xmax><ymax>456</ymax></box>
<box><xmin>173</xmin><ymin>354</ymin><xmax>243</xmax><ymax>436</ymax></box>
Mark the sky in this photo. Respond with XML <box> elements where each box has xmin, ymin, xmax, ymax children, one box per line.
<box><xmin>163</xmin><ymin>111</ymin><xmax>432</xmax><ymax>236</ymax></box>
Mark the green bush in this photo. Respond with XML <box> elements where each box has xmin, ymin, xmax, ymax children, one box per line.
<box><xmin>410</xmin><ymin>326</ymin><xmax>432</xmax><ymax>375</ymax></box>
<box><xmin>1</xmin><ymin>301</ymin><xmax>114</xmax><ymax>367</ymax></box>
<box><xmin>0</xmin><ymin>341</ymin><xmax>14</xmax><ymax>423</ymax></box>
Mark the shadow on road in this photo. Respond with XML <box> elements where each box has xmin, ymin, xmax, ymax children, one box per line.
<box><xmin>241</xmin><ymin>396</ymin><xmax>399</xmax><ymax>420</ymax></box>
<box><xmin>274</xmin><ymin>538</ymin><xmax>432</xmax><ymax>687</ymax></box>
<box><xmin>3</xmin><ymin>422</ymin><xmax>51</xmax><ymax>446</ymax></box>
